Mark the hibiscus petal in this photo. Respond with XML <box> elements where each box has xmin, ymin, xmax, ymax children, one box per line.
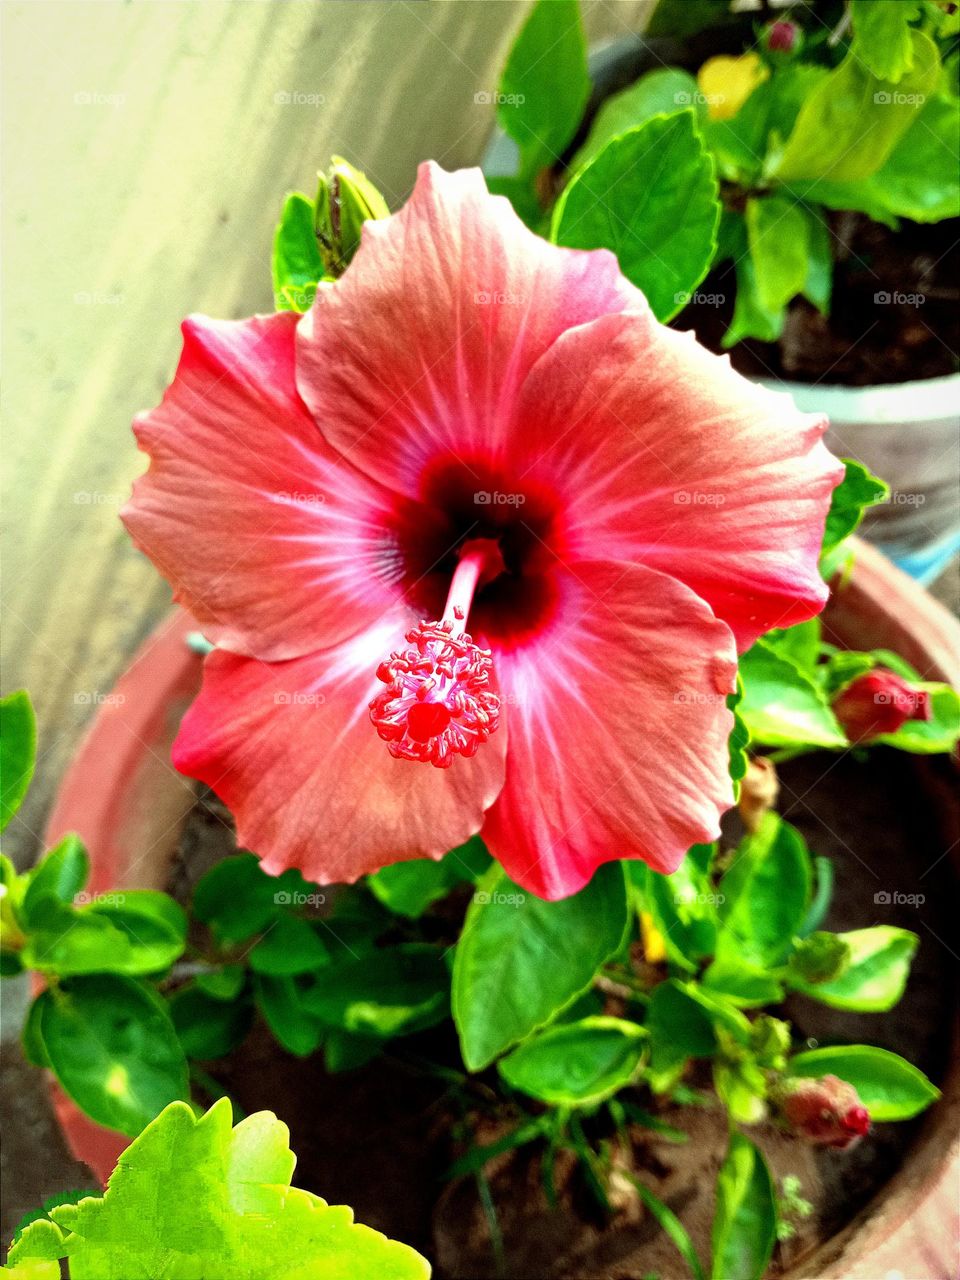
<box><xmin>480</xmin><ymin>560</ymin><xmax>738</xmax><ymax>901</ymax></box>
<box><xmin>122</xmin><ymin>312</ymin><xmax>415</xmax><ymax>661</ymax></box>
<box><xmin>510</xmin><ymin>313</ymin><xmax>844</xmax><ymax>651</ymax></box>
<box><xmin>296</xmin><ymin>161</ymin><xmax>644</xmax><ymax>498</ymax></box>
<box><xmin>173</xmin><ymin>612</ymin><xmax>508</xmax><ymax>884</ymax></box>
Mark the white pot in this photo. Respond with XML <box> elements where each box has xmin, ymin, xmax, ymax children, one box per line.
<box><xmin>762</xmin><ymin>374</ymin><xmax>960</xmax><ymax>584</ymax></box>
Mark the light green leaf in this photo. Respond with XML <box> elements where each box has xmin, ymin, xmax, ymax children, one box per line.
<box><xmin>786</xmin><ymin>1044</ymin><xmax>939</xmax><ymax>1120</ymax></box>
<box><xmin>788</xmin><ymin>927</ymin><xmax>917</xmax><ymax>1010</ymax></box>
<box><xmin>630</xmin><ymin>1179</ymin><xmax>706</xmax><ymax>1280</ymax></box>
<box><xmin>851</xmin><ymin>1</ymin><xmax>921</xmax><ymax>83</ymax></box>
<box><xmin>272</xmin><ymin>191</ymin><xmax>323</xmax><ymax>312</ymax></box>
<box><xmin>452</xmin><ymin>863</ymin><xmax>628</xmax><ymax>1070</ymax></box>
<box><xmin>20</xmin><ymin>835</ymin><xmax>90</xmax><ymax>927</ymax></box>
<box><xmin>801</xmin><ymin>208</ymin><xmax>832</xmax><ymax>314</ymax></box>
<box><xmin>865</xmin><ymin>94</ymin><xmax>960</xmax><ymax>222</ymax></box>
<box><xmin>874</xmin><ymin>684</ymin><xmax>960</xmax><ymax>753</ymax></box>
<box><xmin>552</xmin><ymin>110</ymin><xmax>720</xmax><ymax>321</ymax></box>
<box><xmin>499</xmin><ymin>1016</ymin><xmax>646</xmax><ymax>1106</ymax></box>
<box><xmin>713</xmin><ymin>1058</ymin><xmax>767</xmax><ymax>1124</ymax></box>
<box><xmin>717</xmin><ymin>813</ymin><xmax>812</xmax><ymax>967</ymax></box>
<box><xmin>738</xmin><ymin>640</ymin><xmax>847</xmax><ymax>749</ymax></box>
<box><xmin>368</xmin><ymin>837</ymin><xmax>490</xmax><ymax>918</ymax></box>
<box><xmin>497</xmin><ymin>0</ymin><xmax>589</xmax><ymax>178</ymax></box>
<box><xmin>633</xmin><ymin>850</ymin><xmax>719</xmax><ymax>973</ymax></box>
<box><xmin>720</xmin><ymin>211</ymin><xmax>785</xmax><ymax>347</ymax></box>
<box><xmin>763</xmin><ymin>619</ymin><xmax>821</xmax><ymax>675</ymax></box>
<box><xmin>0</xmin><ymin>690</ymin><xmax>36</xmax><ymax>832</ymax></box>
<box><xmin>745</xmin><ymin>195</ymin><xmax>810</xmax><ymax>312</ymax></box>
<box><xmin>823</xmin><ymin>459</ymin><xmax>889</xmax><ymax>560</ymax></box>
<box><xmin>570</xmin><ymin>68</ymin><xmax>702</xmax><ymax>171</ymax></box>
<box><xmin>711</xmin><ymin>1132</ymin><xmax>777</xmax><ymax>1280</ymax></box>
<box><xmin>702</xmin><ymin>958</ymin><xmax>785</xmax><ymax>1008</ymax></box>
<box><xmin>37</xmin><ymin>976</ymin><xmax>188</xmax><ymax>1135</ymax></box>
<box><xmin>301</xmin><ymin>943</ymin><xmax>449</xmax><ymax>1038</ymax></box>
<box><xmin>7</xmin><ymin>1099</ymin><xmax>431</xmax><ymax>1279</ymax></box>
<box><xmin>22</xmin><ymin>894</ymin><xmax>185</xmax><ymax>977</ymax></box>
<box><xmin>775</xmin><ymin>30</ymin><xmax>941</xmax><ymax>183</ymax></box>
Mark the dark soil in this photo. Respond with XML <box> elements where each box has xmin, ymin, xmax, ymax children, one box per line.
<box><xmin>170</xmin><ymin>745</ymin><xmax>957</xmax><ymax>1280</ymax></box>
<box><xmin>675</xmin><ymin>214</ymin><xmax>960</xmax><ymax>386</ymax></box>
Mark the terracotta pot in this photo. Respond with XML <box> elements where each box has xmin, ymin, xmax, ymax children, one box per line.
<box><xmin>42</xmin><ymin>542</ymin><xmax>959</xmax><ymax>1276</ymax></box>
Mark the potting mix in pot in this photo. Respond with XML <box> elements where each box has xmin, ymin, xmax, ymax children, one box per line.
<box><xmin>2</xmin><ymin>1</ymin><xmax>958</xmax><ymax>1277</ymax></box>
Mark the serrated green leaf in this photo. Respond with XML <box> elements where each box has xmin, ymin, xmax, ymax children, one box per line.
<box><xmin>738</xmin><ymin>640</ymin><xmax>846</xmax><ymax>749</ymax></box>
<box><xmin>716</xmin><ymin>813</ymin><xmax>812</xmax><ymax>967</ymax></box>
<box><xmin>0</xmin><ymin>691</ymin><xmax>36</xmax><ymax>833</ymax></box>
<box><xmin>788</xmin><ymin>926</ymin><xmax>917</xmax><ymax>1010</ymax></box>
<box><xmin>822</xmin><ymin>458</ymin><xmax>889</xmax><ymax>560</ymax></box>
<box><xmin>301</xmin><ymin>943</ymin><xmax>449</xmax><ymax>1039</ymax></box>
<box><xmin>710</xmin><ymin>1131</ymin><xmax>777</xmax><ymax>1280</ymax></box>
<box><xmin>786</xmin><ymin>1044</ymin><xmax>939</xmax><ymax>1120</ymax></box>
<box><xmin>497</xmin><ymin>0</ymin><xmax>589</xmax><ymax>178</ymax></box>
<box><xmin>452</xmin><ymin>863</ymin><xmax>628</xmax><ymax>1070</ymax></box>
<box><xmin>776</xmin><ymin>30</ymin><xmax>941</xmax><ymax>184</ymax></box>
<box><xmin>272</xmin><ymin>191</ymin><xmax>323</xmax><ymax>312</ymax></box>
<box><xmin>851</xmin><ymin>1</ymin><xmax>921</xmax><ymax>83</ymax></box>
<box><xmin>367</xmin><ymin>837</ymin><xmax>490</xmax><ymax>918</ymax></box>
<box><xmin>499</xmin><ymin>1016</ymin><xmax>646</xmax><ymax>1106</ymax></box>
<box><xmin>7</xmin><ymin>1099</ymin><xmax>431</xmax><ymax>1279</ymax></box>
<box><xmin>39</xmin><ymin>975</ymin><xmax>188</xmax><ymax>1135</ymax></box>
<box><xmin>570</xmin><ymin>68</ymin><xmax>703</xmax><ymax>171</ymax></box>
<box><xmin>552</xmin><ymin>111</ymin><xmax>720</xmax><ymax>321</ymax></box>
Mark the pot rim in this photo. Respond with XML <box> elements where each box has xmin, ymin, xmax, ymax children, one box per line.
<box><xmin>758</xmin><ymin>373</ymin><xmax>960</xmax><ymax>424</ymax></box>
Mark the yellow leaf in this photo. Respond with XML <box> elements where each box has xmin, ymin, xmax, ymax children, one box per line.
<box><xmin>698</xmin><ymin>53</ymin><xmax>769</xmax><ymax>121</ymax></box>
<box><xmin>640</xmin><ymin>911</ymin><xmax>667</xmax><ymax>964</ymax></box>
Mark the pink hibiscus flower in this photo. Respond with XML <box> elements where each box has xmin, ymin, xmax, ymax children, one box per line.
<box><xmin>122</xmin><ymin>162</ymin><xmax>841</xmax><ymax>900</ymax></box>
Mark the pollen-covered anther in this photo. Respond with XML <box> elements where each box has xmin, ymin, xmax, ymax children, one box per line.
<box><xmin>369</xmin><ymin>619</ymin><xmax>501</xmax><ymax>767</ymax></box>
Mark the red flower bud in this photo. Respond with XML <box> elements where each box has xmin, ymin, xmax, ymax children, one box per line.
<box><xmin>766</xmin><ymin>21</ymin><xmax>800</xmax><ymax>53</ymax></box>
<box><xmin>833</xmin><ymin>668</ymin><xmax>931</xmax><ymax>743</ymax></box>
<box><xmin>779</xmin><ymin>1074</ymin><xmax>870</xmax><ymax>1149</ymax></box>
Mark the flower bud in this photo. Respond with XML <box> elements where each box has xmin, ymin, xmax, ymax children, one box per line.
<box><xmin>833</xmin><ymin>668</ymin><xmax>931</xmax><ymax>743</ymax></box>
<box><xmin>737</xmin><ymin>756</ymin><xmax>779</xmax><ymax>833</ymax></box>
<box><xmin>764</xmin><ymin>20</ymin><xmax>802</xmax><ymax>55</ymax></box>
<box><xmin>778</xmin><ymin>1074</ymin><xmax>870</xmax><ymax>1149</ymax></box>
<box><xmin>750</xmin><ymin>1015</ymin><xmax>791</xmax><ymax>1070</ymax></box>
<box><xmin>315</xmin><ymin>156</ymin><xmax>390</xmax><ymax>277</ymax></box>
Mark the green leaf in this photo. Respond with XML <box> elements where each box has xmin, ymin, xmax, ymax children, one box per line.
<box><xmin>253</xmin><ymin>974</ymin><xmax>324</xmax><ymax>1057</ymax></box>
<box><xmin>645</xmin><ymin>979</ymin><xmax>718</xmax><ymax>1090</ymax></box>
<box><xmin>7</xmin><ymin>1099</ymin><xmax>431</xmax><ymax>1279</ymax></box>
<box><xmin>630</xmin><ymin>1179</ymin><xmax>706</xmax><ymax>1280</ymax></box>
<box><xmin>646</xmin><ymin>0</ymin><xmax>731</xmax><ymax>40</ymax></box>
<box><xmin>169</xmin><ymin>985</ymin><xmax>253</xmax><ymax>1060</ymax></box>
<box><xmin>822</xmin><ymin>459</ymin><xmax>889</xmax><ymax>562</ymax></box>
<box><xmin>702</xmin><ymin>958</ymin><xmax>785</xmax><ymax>1008</ymax></box>
<box><xmin>452</xmin><ymin>863</ymin><xmax>628</xmax><ymax>1070</ymax></box>
<box><xmin>323</xmin><ymin>1028</ymin><xmax>382</xmax><ymax>1074</ymax></box>
<box><xmin>499</xmin><ymin>1016</ymin><xmax>646</xmax><ymax>1106</ymax></box>
<box><xmin>570</xmin><ymin>68</ymin><xmax>703</xmax><ymax>171</ymax></box>
<box><xmin>720</xmin><ymin>211</ymin><xmax>785</xmax><ymax>348</ymax></box>
<box><xmin>787</xmin><ymin>930</ymin><xmax>852</xmax><ymax>985</ymax></box>
<box><xmin>367</xmin><ymin>837</ymin><xmax>490</xmax><ymax>918</ymax></box>
<box><xmin>633</xmin><ymin>850</ymin><xmax>720</xmax><ymax>973</ymax></box>
<box><xmin>302</xmin><ymin>943</ymin><xmax>449</xmax><ymax>1039</ymax></box>
<box><xmin>193</xmin><ymin>853</ymin><xmax>312</xmax><ymax>942</ymax></box>
<box><xmin>863</xmin><ymin>94</ymin><xmax>960</xmax><ymax>222</ymax></box>
<box><xmin>0</xmin><ymin>690</ymin><xmax>36</xmax><ymax>832</ymax></box>
<box><xmin>802</xmin><ymin>208</ymin><xmax>833</xmax><ymax>315</ymax></box>
<box><xmin>497</xmin><ymin>0</ymin><xmax>589</xmax><ymax>178</ymax></box>
<box><xmin>738</xmin><ymin>639</ymin><xmax>847</xmax><ymax>749</ymax></box>
<box><xmin>196</xmin><ymin>964</ymin><xmax>246</xmax><ymax>1001</ymax></box>
<box><xmin>713</xmin><ymin>1058</ymin><xmax>768</xmax><ymax>1124</ymax></box>
<box><xmin>20</xmin><ymin>835</ymin><xmax>90</xmax><ymax>927</ymax></box>
<box><xmin>22</xmin><ymin>893</ymin><xmax>185</xmax><ymax>977</ymax></box>
<box><xmin>745</xmin><ymin>195</ymin><xmax>810</xmax><ymax>312</ymax></box>
<box><xmin>873</xmin><ymin>684</ymin><xmax>960</xmax><ymax>753</ymax></box>
<box><xmin>249</xmin><ymin>914</ymin><xmax>329</xmax><ymax>976</ymax></box>
<box><xmin>21</xmin><ymin>995</ymin><xmax>51</xmax><ymax>1068</ymax></box>
<box><xmin>272</xmin><ymin>191</ymin><xmax>323</xmax><ymax>312</ymax></box>
<box><xmin>775</xmin><ymin>30</ymin><xmax>941</xmax><ymax>184</ymax></box>
<box><xmin>711</xmin><ymin>1131</ymin><xmax>777</xmax><ymax>1280</ymax></box>
<box><xmin>716</xmin><ymin>813</ymin><xmax>812</xmax><ymax>967</ymax></box>
<box><xmin>37</xmin><ymin>976</ymin><xmax>188</xmax><ymax>1135</ymax></box>
<box><xmin>786</xmin><ymin>1044</ymin><xmax>939</xmax><ymax>1120</ymax></box>
<box><xmin>788</xmin><ymin>927</ymin><xmax>917</xmax><ymax>1010</ymax></box>
<box><xmin>851</xmin><ymin>1</ymin><xmax>921</xmax><ymax>83</ymax></box>
<box><xmin>552</xmin><ymin>111</ymin><xmax>720</xmax><ymax>322</ymax></box>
